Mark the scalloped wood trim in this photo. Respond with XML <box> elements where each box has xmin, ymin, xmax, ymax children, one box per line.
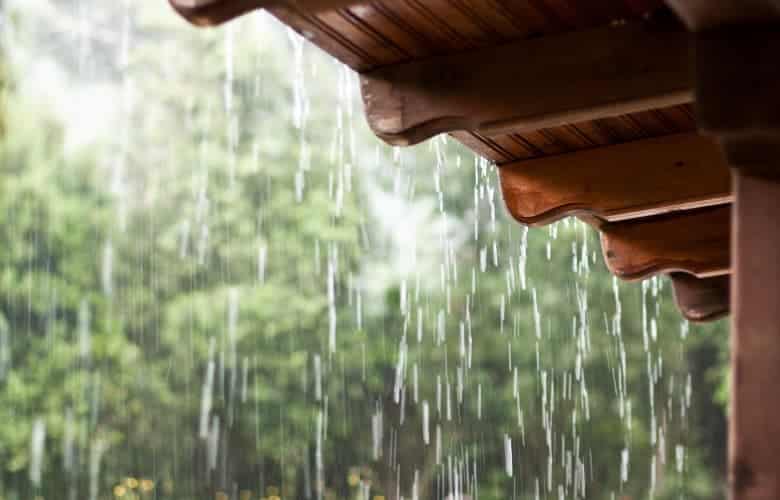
<box><xmin>499</xmin><ymin>133</ymin><xmax>732</xmax><ymax>226</ymax></box>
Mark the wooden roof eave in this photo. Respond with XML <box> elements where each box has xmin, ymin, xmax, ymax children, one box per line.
<box><xmin>169</xmin><ymin>0</ymin><xmax>736</xmax><ymax>321</ymax></box>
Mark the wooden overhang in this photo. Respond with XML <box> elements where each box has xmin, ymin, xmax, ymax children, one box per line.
<box><xmin>170</xmin><ymin>1</ymin><xmax>780</xmax><ymax>497</ymax></box>
<box><xmin>170</xmin><ymin>0</ymin><xmax>731</xmax><ymax>323</ymax></box>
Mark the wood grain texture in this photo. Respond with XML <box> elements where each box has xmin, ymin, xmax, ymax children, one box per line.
<box><xmin>498</xmin><ymin>133</ymin><xmax>732</xmax><ymax>225</ymax></box>
<box><xmin>600</xmin><ymin>205</ymin><xmax>731</xmax><ymax>280</ymax></box>
<box><xmin>729</xmin><ymin>168</ymin><xmax>780</xmax><ymax>500</ymax></box>
<box><xmin>452</xmin><ymin>104</ymin><xmax>697</xmax><ymax>163</ymax></box>
<box><xmin>360</xmin><ymin>20</ymin><xmax>693</xmax><ymax>146</ymax></box>
<box><xmin>670</xmin><ymin>273</ymin><xmax>730</xmax><ymax>322</ymax></box>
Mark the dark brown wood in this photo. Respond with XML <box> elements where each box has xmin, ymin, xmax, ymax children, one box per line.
<box><xmin>663</xmin><ymin>0</ymin><xmax>780</xmax><ymax>31</ymax></box>
<box><xmin>695</xmin><ymin>28</ymin><xmax>780</xmax><ymax>138</ymax></box>
<box><xmin>729</xmin><ymin>167</ymin><xmax>780</xmax><ymax>499</ymax></box>
<box><xmin>498</xmin><ymin>133</ymin><xmax>731</xmax><ymax>225</ymax></box>
<box><xmin>599</xmin><ymin>206</ymin><xmax>731</xmax><ymax>281</ymax></box>
<box><xmin>670</xmin><ymin>273</ymin><xmax>730</xmax><ymax>322</ymax></box>
<box><xmin>170</xmin><ymin>0</ymin><xmax>267</xmax><ymax>26</ymax></box>
<box><xmin>169</xmin><ymin>0</ymin><xmax>368</xmax><ymax>26</ymax></box>
<box><xmin>360</xmin><ymin>20</ymin><xmax>693</xmax><ymax>146</ymax></box>
<box><xmin>676</xmin><ymin>21</ymin><xmax>780</xmax><ymax>498</ymax></box>
<box><xmin>451</xmin><ymin>103</ymin><xmax>697</xmax><ymax>164</ymax></box>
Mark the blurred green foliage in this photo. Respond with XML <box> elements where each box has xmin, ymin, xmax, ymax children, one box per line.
<box><xmin>0</xmin><ymin>2</ymin><xmax>729</xmax><ymax>500</ymax></box>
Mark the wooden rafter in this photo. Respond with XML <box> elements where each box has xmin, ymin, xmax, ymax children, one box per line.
<box><xmin>670</xmin><ymin>273</ymin><xmax>730</xmax><ymax>322</ymax></box>
<box><xmin>169</xmin><ymin>0</ymin><xmax>366</xmax><ymax>26</ymax></box>
<box><xmin>170</xmin><ymin>0</ymin><xmax>266</xmax><ymax>26</ymax></box>
<box><xmin>498</xmin><ymin>133</ymin><xmax>731</xmax><ymax>225</ymax></box>
<box><xmin>599</xmin><ymin>206</ymin><xmax>731</xmax><ymax>280</ymax></box>
<box><xmin>360</xmin><ymin>20</ymin><xmax>693</xmax><ymax>146</ymax></box>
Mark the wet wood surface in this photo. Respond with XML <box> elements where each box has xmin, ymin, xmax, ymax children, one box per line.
<box><xmin>499</xmin><ymin>133</ymin><xmax>731</xmax><ymax>225</ymax></box>
<box><xmin>360</xmin><ymin>21</ymin><xmax>693</xmax><ymax>146</ymax></box>
<box><xmin>600</xmin><ymin>205</ymin><xmax>731</xmax><ymax>280</ymax></box>
<box><xmin>670</xmin><ymin>273</ymin><xmax>730</xmax><ymax>322</ymax></box>
<box><xmin>171</xmin><ymin>1</ymin><xmax>693</xmax><ymax>162</ymax></box>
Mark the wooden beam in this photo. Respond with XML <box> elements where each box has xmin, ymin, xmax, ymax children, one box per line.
<box><xmin>663</xmin><ymin>0</ymin><xmax>780</xmax><ymax>31</ymax></box>
<box><xmin>599</xmin><ymin>206</ymin><xmax>731</xmax><ymax>281</ymax></box>
<box><xmin>498</xmin><ymin>133</ymin><xmax>732</xmax><ymax>226</ymax></box>
<box><xmin>670</xmin><ymin>273</ymin><xmax>730</xmax><ymax>322</ymax></box>
<box><xmin>169</xmin><ymin>0</ymin><xmax>366</xmax><ymax>26</ymax></box>
<box><xmin>360</xmin><ymin>20</ymin><xmax>693</xmax><ymax>146</ymax></box>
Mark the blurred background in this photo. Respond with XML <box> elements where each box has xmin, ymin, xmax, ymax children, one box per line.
<box><xmin>0</xmin><ymin>1</ymin><xmax>729</xmax><ymax>499</ymax></box>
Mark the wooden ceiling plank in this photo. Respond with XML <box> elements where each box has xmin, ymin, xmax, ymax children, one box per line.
<box><xmin>670</xmin><ymin>273</ymin><xmax>730</xmax><ymax>322</ymax></box>
<box><xmin>599</xmin><ymin>205</ymin><xmax>731</xmax><ymax>281</ymax></box>
<box><xmin>655</xmin><ymin>104</ymin><xmax>696</xmax><ymax>132</ymax></box>
<box><xmin>499</xmin><ymin>133</ymin><xmax>732</xmax><ymax>225</ymax></box>
<box><xmin>450</xmin><ymin>131</ymin><xmax>530</xmax><ymax>163</ymax></box>
<box><xmin>360</xmin><ymin>20</ymin><xmax>693</xmax><ymax>146</ymax></box>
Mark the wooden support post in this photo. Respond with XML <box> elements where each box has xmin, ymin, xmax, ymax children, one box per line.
<box><xmin>360</xmin><ymin>20</ymin><xmax>693</xmax><ymax>146</ymax></box>
<box><xmin>729</xmin><ymin>168</ymin><xmax>780</xmax><ymax>497</ymax></box>
<box><xmin>498</xmin><ymin>133</ymin><xmax>731</xmax><ymax>226</ymax></box>
<box><xmin>687</xmin><ymin>25</ymin><xmax>780</xmax><ymax>499</ymax></box>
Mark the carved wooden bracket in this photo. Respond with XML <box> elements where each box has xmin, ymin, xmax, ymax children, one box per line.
<box><xmin>169</xmin><ymin>0</ymin><xmax>270</xmax><ymax>26</ymax></box>
<box><xmin>360</xmin><ymin>21</ymin><xmax>693</xmax><ymax>146</ymax></box>
<box><xmin>600</xmin><ymin>205</ymin><xmax>731</xmax><ymax>281</ymax></box>
<box><xmin>671</xmin><ymin>273</ymin><xmax>730</xmax><ymax>322</ymax></box>
<box><xmin>499</xmin><ymin>133</ymin><xmax>731</xmax><ymax>226</ymax></box>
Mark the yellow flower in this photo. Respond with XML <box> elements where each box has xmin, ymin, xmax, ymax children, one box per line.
<box><xmin>348</xmin><ymin>473</ymin><xmax>360</xmax><ymax>487</ymax></box>
<box><xmin>126</xmin><ymin>478</ymin><xmax>139</xmax><ymax>489</ymax></box>
<box><xmin>114</xmin><ymin>485</ymin><xmax>127</xmax><ymax>497</ymax></box>
<box><xmin>140</xmin><ymin>479</ymin><xmax>155</xmax><ymax>492</ymax></box>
